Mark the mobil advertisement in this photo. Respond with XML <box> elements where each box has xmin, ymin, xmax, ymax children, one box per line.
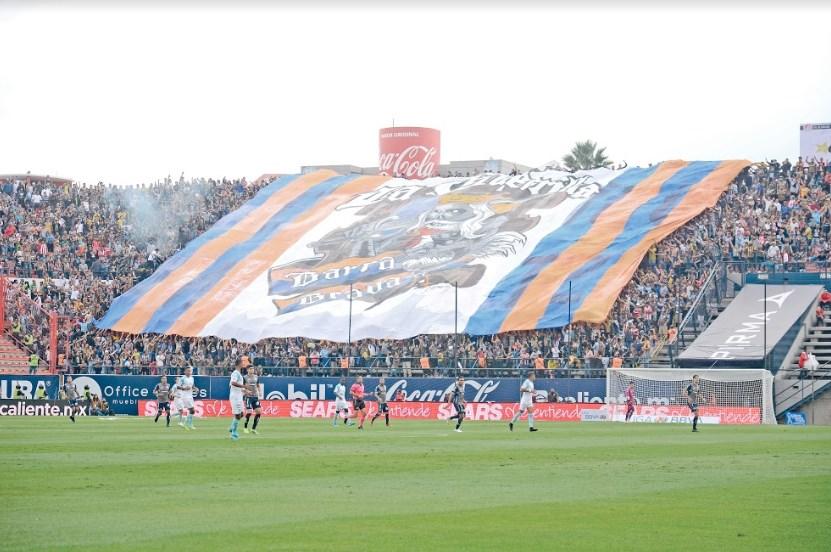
<box><xmin>250</xmin><ymin>376</ymin><xmax>605</xmax><ymax>404</ymax></box>
<box><xmin>70</xmin><ymin>375</ymin><xmax>606</xmax><ymax>415</ymax></box>
<box><xmin>0</xmin><ymin>374</ymin><xmax>59</xmax><ymax>400</ymax></box>
<box><xmin>136</xmin><ymin>400</ymin><xmax>762</xmax><ymax>425</ymax></box>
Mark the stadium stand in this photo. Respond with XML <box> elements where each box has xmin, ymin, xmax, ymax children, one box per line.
<box><xmin>1</xmin><ymin>158</ymin><xmax>831</xmax><ymax>386</ymax></box>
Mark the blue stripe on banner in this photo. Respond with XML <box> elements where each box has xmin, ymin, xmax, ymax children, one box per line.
<box><xmin>96</xmin><ymin>175</ymin><xmax>300</xmax><ymax>329</ymax></box>
<box><xmin>464</xmin><ymin>166</ymin><xmax>658</xmax><ymax>335</ymax></box>
<box><xmin>142</xmin><ymin>174</ymin><xmax>359</xmax><ymax>334</ymax></box>
<box><xmin>536</xmin><ymin>161</ymin><xmax>720</xmax><ymax>328</ymax></box>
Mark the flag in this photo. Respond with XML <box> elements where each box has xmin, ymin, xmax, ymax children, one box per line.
<box><xmin>98</xmin><ymin>160</ymin><xmax>749</xmax><ymax>341</ymax></box>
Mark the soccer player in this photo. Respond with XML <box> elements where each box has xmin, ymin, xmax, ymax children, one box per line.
<box><xmin>687</xmin><ymin>374</ymin><xmax>702</xmax><ymax>432</ymax></box>
<box><xmin>171</xmin><ymin>380</ymin><xmax>185</xmax><ymax>427</ymax></box>
<box><xmin>63</xmin><ymin>375</ymin><xmax>81</xmax><ymax>423</ymax></box>
<box><xmin>153</xmin><ymin>375</ymin><xmax>172</xmax><ymax>427</ymax></box>
<box><xmin>243</xmin><ymin>366</ymin><xmax>262</xmax><ymax>434</ymax></box>
<box><xmin>229</xmin><ymin>360</ymin><xmax>246</xmax><ymax>441</ymax></box>
<box><xmin>349</xmin><ymin>376</ymin><xmax>367</xmax><ymax>430</ymax></box>
<box><xmin>333</xmin><ymin>376</ymin><xmax>351</xmax><ymax>427</ymax></box>
<box><xmin>509</xmin><ymin>372</ymin><xmax>539</xmax><ymax>432</ymax></box>
<box><xmin>371</xmin><ymin>377</ymin><xmax>390</xmax><ymax>427</ymax></box>
<box><xmin>176</xmin><ymin>367</ymin><xmax>197</xmax><ymax>430</ymax></box>
<box><xmin>447</xmin><ymin>376</ymin><xmax>466</xmax><ymax>432</ymax></box>
<box><xmin>624</xmin><ymin>381</ymin><xmax>636</xmax><ymax>422</ymax></box>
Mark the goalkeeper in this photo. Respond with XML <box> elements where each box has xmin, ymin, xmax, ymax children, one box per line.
<box><xmin>686</xmin><ymin>375</ymin><xmax>701</xmax><ymax>432</ymax></box>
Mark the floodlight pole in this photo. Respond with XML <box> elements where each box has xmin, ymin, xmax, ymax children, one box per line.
<box><xmin>568</xmin><ymin>280</ymin><xmax>572</xmax><ymax>328</ymax></box>
<box><xmin>454</xmin><ymin>281</ymin><xmax>459</xmax><ymax>377</ymax></box>
<box><xmin>763</xmin><ymin>281</ymin><xmax>767</xmax><ymax>371</ymax></box>
<box><xmin>348</xmin><ymin>281</ymin><xmax>353</xmax><ymax>372</ymax></box>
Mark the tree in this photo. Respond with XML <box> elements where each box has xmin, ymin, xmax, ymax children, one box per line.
<box><xmin>562</xmin><ymin>140</ymin><xmax>612</xmax><ymax>172</ymax></box>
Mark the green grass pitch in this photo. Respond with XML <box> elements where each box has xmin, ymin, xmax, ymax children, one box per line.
<box><xmin>1</xmin><ymin>417</ymin><xmax>830</xmax><ymax>551</ymax></box>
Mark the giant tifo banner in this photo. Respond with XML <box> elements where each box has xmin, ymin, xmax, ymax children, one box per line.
<box><xmin>97</xmin><ymin>161</ymin><xmax>749</xmax><ymax>341</ymax></box>
<box><xmin>136</xmin><ymin>400</ymin><xmax>762</xmax><ymax>425</ymax></box>
<box><xmin>800</xmin><ymin>122</ymin><xmax>831</xmax><ymax>163</ymax></box>
<box><xmin>66</xmin><ymin>375</ymin><xmax>605</xmax><ymax>415</ymax></box>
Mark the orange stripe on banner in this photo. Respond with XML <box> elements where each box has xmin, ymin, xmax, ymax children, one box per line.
<box><xmin>573</xmin><ymin>159</ymin><xmax>750</xmax><ymax>323</ymax></box>
<box><xmin>168</xmin><ymin>175</ymin><xmax>392</xmax><ymax>336</ymax></box>
<box><xmin>499</xmin><ymin>161</ymin><xmax>687</xmax><ymax>333</ymax></box>
<box><xmin>112</xmin><ymin>170</ymin><xmax>337</xmax><ymax>334</ymax></box>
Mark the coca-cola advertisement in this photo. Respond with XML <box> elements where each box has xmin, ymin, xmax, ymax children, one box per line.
<box><xmin>378</xmin><ymin>126</ymin><xmax>440</xmax><ymax>179</ymax></box>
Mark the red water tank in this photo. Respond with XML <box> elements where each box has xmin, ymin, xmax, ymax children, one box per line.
<box><xmin>378</xmin><ymin>127</ymin><xmax>440</xmax><ymax>179</ymax></box>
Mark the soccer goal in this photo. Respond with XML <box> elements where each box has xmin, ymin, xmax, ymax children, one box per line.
<box><xmin>606</xmin><ymin>368</ymin><xmax>776</xmax><ymax>425</ymax></box>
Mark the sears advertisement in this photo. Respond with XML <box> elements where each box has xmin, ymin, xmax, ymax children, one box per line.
<box><xmin>68</xmin><ymin>375</ymin><xmax>606</xmax><ymax>415</ymax></box>
<box><xmin>136</xmin><ymin>400</ymin><xmax>762</xmax><ymax>424</ymax></box>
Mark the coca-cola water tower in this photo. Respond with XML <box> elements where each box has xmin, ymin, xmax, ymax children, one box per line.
<box><xmin>378</xmin><ymin>127</ymin><xmax>440</xmax><ymax>179</ymax></box>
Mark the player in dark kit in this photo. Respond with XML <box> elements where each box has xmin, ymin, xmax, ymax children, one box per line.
<box><xmin>447</xmin><ymin>377</ymin><xmax>466</xmax><ymax>433</ymax></box>
<box><xmin>153</xmin><ymin>376</ymin><xmax>172</xmax><ymax>427</ymax></box>
<box><xmin>243</xmin><ymin>367</ymin><xmax>262</xmax><ymax>435</ymax></box>
<box><xmin>63</xmin><ymin>375</ymin><xmax>81</xmax><ymax>423</ymax></box>
<box><xmin>624</xmin><ymin>381</ymin><xmax>636</xmax><ymax>422</ymax></box>
<box><xmin>687</xmin><ymin>374</ymin><xmax>702</xmax><ymax>432</ymax></box>
<box><xmin>371</xmin><ymin>377</ymin><xmax>390</xmax><ymax>427</ymax></box>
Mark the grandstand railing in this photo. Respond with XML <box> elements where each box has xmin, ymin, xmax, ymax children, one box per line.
<box><xmin>666</xmin><ymin>261</ymin><xmax>730</xmax><ymax>366</ymax></box>
<box><xmin>63</xmin><ymin>356</ymin><xmax>653</xmax><ymax>378</ymax></box>
<box><xmin>774</xmin><ymin>361</ymin><xmax>831</xmax><ymax>417</ymax></box>
<box><xmin>0</xmin><ymin>276</ymin><xmax>56</xmax><ymax>372</ymax></box>
<box><xmin>665</xmin><ymin>260</ymin><xmax>831</xmax><ymax>366</ymax></box>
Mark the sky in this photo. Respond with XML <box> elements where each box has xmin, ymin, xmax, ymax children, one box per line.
<box><xmin>1</xmin><ymin>1</ymin><xmax>829</xmax><ymax>185</ymax></box>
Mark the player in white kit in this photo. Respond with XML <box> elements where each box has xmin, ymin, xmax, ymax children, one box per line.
<box><xmin>171</xmin><ymin>380</ymin><xmax>185</xmax><ymax>427</ymax></box>
<box><xmin>228</xmin><ymin>359</ymin><xmax>246</xmax><ymax>441</ymax></box>
<box><xmin>332</xmin><ymin>376</ymin><xmax>351</xmax><ymax>427</ymax></box>
<box><xmin>509</xmin><ymin>372</ymin><xmax>539</xmax><ymax>432</ymax></box>
<box><xmin>176</xmin><ymin>367</ymin><xmax>197</xmax><ymax>430</ymax></box>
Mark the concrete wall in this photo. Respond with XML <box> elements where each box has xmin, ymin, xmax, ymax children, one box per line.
<box><xmin>798</xmin><ymin>389</ymin><xmax>831</xmax><ymax>425</ymax></box>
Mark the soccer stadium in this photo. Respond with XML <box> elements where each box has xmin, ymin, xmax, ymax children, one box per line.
<box><xmin>1</xmin><ymin>3</ymin><xmax>830</xmax><ymax>552</ymax></box>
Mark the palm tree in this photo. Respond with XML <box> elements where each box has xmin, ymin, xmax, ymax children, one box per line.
<box><xmin>562</xmin><ymin>140</ymin><xmax>612</xmax><ymax>172</ymax></box>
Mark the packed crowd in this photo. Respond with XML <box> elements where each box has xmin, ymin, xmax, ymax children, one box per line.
<box><xmin>2</xmin><ymin>157</ymin><xmax>830</xmax><ymax>376</ymax></box>
<box><xmin>1</xmin><ymin>174</ymin><xmax>263</xmax><ymax>367</ymax></box>
<box><xmin>1</xmin><ymin>173</ymin><xmax>261</xmax><ymax>280</ymax></box>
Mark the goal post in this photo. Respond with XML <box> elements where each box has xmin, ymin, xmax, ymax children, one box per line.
<box><xmin>606</xmin><ymin>368</ymin><xmax>776</xmax><ymax>425</ymax></box>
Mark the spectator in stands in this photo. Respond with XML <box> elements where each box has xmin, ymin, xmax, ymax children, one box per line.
<box><xmin>4</xmin><ymin>158</ymin><xmax>830</xmax><ymax>375</ymax></box>
<box><xmin>807</xmin><ymin>351</ymin><xmax>820</xmax><ymax>372</ymax></box>
<box><xmin>28</xmin><ymin>351</ymin><xmax>40</xmax><ymax>374</ymax></box>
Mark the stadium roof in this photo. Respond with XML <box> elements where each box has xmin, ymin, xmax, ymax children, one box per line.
<box><xmin>0</xmin><ymin>173</ymin><xmax>73</xmax><ymax>184</ymax></box>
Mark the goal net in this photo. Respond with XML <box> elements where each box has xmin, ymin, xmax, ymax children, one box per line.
<box><xmin>606</xmin><ymin>368</ymin><xmax>776</xmax><ymax>425</ymax></box>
